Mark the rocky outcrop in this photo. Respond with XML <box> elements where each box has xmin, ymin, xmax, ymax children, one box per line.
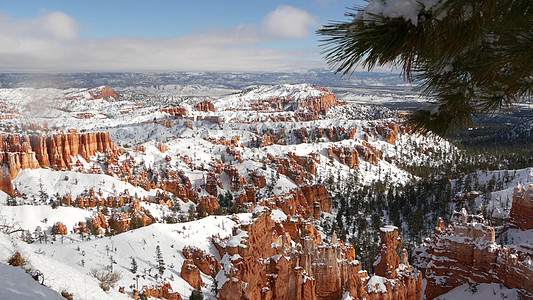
<box><xmin>327</xmin><ymin>142</ymin><xmax>382</xmax><ymax>168</ymax></box>
<box><xmin>0</xmin><ymin>131</ymin><xmax>117</xmax><ymax>195</ymax></box>
<box><xmin>225</xmin><ymin>166</ymin><xmax>246</xmax><ymax>192</ymax></box>
<box><xmin>91</xmin><ymin>86</ymin><xmax>120</xmax><ymax>100</ymax></box>
<box><xmin>182</xmin><ymin>246</ymin><xmax>221</xmax><ymax>277</ymax></box>
<box><xmin>269</xmin><ymin>153</ymin><xmax>320</xmax><ymax>186</ymax></box>
<box><xmin>75</xmin><ymin>113</ymin><xmax>95</xmax><ymax>119</ymax></box>
<box><xmin>205</xmin><ymin>136</ymin><xmax>240</xmax><ymax>147</ymax></box>
<box><xmin>256</xmin><ymin>184</ymin><xmax>332</xmax><ymax>219</ymax></box>
<box><xmin>257</xmin><ymin>126</ymin><xmax>356</xmax><ymax>146</ymax></box>
<box><xmin>180</xmin><ymin>259</ymin><xmax>203</xmax><ymax>289</ymax></box>
<box><xmin>204</xmin><ymin>172</ymin><xmax>221</xmax><ymax>197</ymax></box>
<box><xmin>51</xmin><ymin>222</ymin><xmax>68</xmax><ymax>235</ymax></box>
<box><xmin>194</xmin><ymin>100</ymin><xmax>215</xmax><ymax>112</ymax></box>
<box><xmin>162</xmin><ymin>107</ymin><xmax>188</xmax><ymax>117</ymax></box>
<box><xmin>295</xmin><ymin>92</ymin><xmax>340</xmax><ymax>114</ymax></box>
<box><xmin>376</xmin><ymin>123</ymin><xmax>400</xmax><ymax>145</ymax></box>
<box><xmin>374</xmin><ymin>226</ymin><xmax>402</xmax><ymax>279</ymax></box>
<box><xmin>250</xmin><ymin>170</ymin><xmax>266</xmax><ymax>188</ymax></box>
<box><xmin>136</xmin><ymin>282</ymin><xmax>182</xmax><ymax>300</ymax></box>
<box><xmin>196</xmin><ymin>195</ymin><xmax>220</xmax><ymax>215</ymax></box>
<box><xmin>157</xmin><ymin>142</ymin><xmax>168</xmax><ymax>153</ymax></box>
<box><xmin>508</xmin><ymin>183</ymin><xmax>533</xmax><ymax>230</ymax></box>
<box><xmin>414</xmin><ymin>209</ymin><xmax>533</xmax><ymax>299</ymax></box>
<box><xmin>249</xmin><ymin>88</ymin><xmax>342</xmax><ymax>115</ymax></box>
<box><xmin>215</xmin><ymin>208</ymin><xmax>423</xmax><ymax>300</ymax></box>
<box><xmin>329</xmin><ymin>146</ymin><xmax>360</xmax><ymax>169</ymax></box>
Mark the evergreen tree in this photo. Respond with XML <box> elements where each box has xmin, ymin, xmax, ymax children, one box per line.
<box><xmin>155</xmin><ymin>245</ymin><xmax>165</xmax><ymax>275</ymax></box>
<box><xmin>318</xmin><ymin>0</ymin><xmax>533</xmax><ymax>134</ymax></box>
<box><xmin>6</xmin><ymin>195</ymin><xmax>17</xmax><ymax>206</ymax></box>
<box><xmin>130</xmin><ymin>257</ymin><xmax>138</xmax><ymax>274</ymax></box>
<box><xmin>190</xmin><ymin>287</ymin><xmax>204</xmax><ymax>300</ymax></box>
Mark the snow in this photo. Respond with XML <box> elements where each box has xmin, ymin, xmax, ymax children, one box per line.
<box><xmin>380</xmin><ymin>225</ymin><xmax>398</xmax><ymax>233</ymax></box>
<box><xmin>342</xmin><ymin>291</ymin><xmax>355</xmax><ymax>300</ymax></box>
<box><xmin>450</xmin><ymin>167</ymin><xmax>533</xmax><ymax>221</ymax></box>
<box><xmin>0</xmin><ymin>214</ymin><xmax>244</xmax><ymax>299</ymax></box>
<box><xmin>13</xmin><ymin>169</ymin><xmax>155</xmax><ymax>201</ymax></box>
<box><xmin>226</xmin><ymin>229</ymin><xmax>249</xmax><ymax>248</ymax></box>
<box><xmin>437</xmin><ymin>283</ymin><xmax>520</xmax><ymax>300</ymax></box>
<box><xmin>271</xmin><ymin>208</ymin><xmax>288</xmax><ymax>222</ymax></box>
<box><xmin>365</xmin><ymin>275</ymin><xmax>388</xmax><ymax>293</ymax></box>
<box><xmin>501</xmin><ymin>228</ymin><xmax>533</xmax><ymax>251</ymax></box>
<box><xmin>0</xmin><ymin>81</ymin><xmax>508</xmax><ymax>299</ymax></box>
<box><xmin>0</xmin><ymin>205</ymin><xmax>93</xmax><ymax>233</ymax></box>
<box><xmin>0</xmin><ymin>262</ymin><xmax>64</xmax><ymax>300</ymax></box>
<box><xmin>357</xmin><ymin>0</ymin><xmax>442</xmax><ymax>25</ymax></box>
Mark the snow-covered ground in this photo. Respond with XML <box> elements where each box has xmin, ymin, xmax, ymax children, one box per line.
<box><xmin>0</xmin><ymin>262</ymin><xmax>64</xmax><ymax>300</ymax></box>
<box><xmin>0</xmin><ymin>213</ymin><xmax>251</xmax><ymax>299</ymax></box>
<box><xmin>436</xmin><ymin>283</ymin><xmax>520</xmax><ymax>300</ymax></box>
<box><xmin>0</xmin><ymin>82</ymin><xmax>529</xmax><ymax>299</ymax></box>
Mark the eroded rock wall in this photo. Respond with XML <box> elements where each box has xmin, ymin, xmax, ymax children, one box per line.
<box><xmin>0</xmin><ymin>131</ymin><xmax>117</xmax><ymax>195</ymax></box>
<box><xmin>414</xmin><ymin>207</ymin><xmax>533</xmax><ymax>299</ymax></box>
<box><xmin>214</xmin><ymin>209</ymin><xmax>423</xmax><ymax>300</ymax></box>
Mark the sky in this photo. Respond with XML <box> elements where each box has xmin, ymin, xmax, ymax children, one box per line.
<box><xmin>0</xmin><ymin>0</ymin><xmax>368</xmax><ymax>73</ymax></box>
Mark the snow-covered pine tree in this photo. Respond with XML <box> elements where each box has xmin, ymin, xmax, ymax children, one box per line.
<box><xmin>318</xmin><ymin>0</ymin><xmax>533</xmax><ymax>135</ymax></box>
<box><xmin>130</xmin><ymin>256</ymin><xmax>138</xmax><ymax>274</ymax></box>
<box><xmin>155</xmin><ymin>245</ymin><xmax>165</xmax><ymax>275</ymax></box>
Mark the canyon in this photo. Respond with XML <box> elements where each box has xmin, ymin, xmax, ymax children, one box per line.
<box><xmin>0</xmin><ymin>83</ymin><xmax>530</xmax><ymax>300</ymax></box>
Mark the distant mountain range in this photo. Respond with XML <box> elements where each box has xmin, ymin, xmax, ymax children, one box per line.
<box><xmin>0</xmin><ymin>70</ymin><xmax>406</xmax><ymax>90</ymax></box>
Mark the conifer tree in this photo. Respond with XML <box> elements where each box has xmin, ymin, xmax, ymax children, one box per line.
<box><xmin>318</xmin><ymin>0</ymin><xmax>533</xmax><ymax>135</ymax></box>
<box><xmin>130</xmin><ymin>256</ymin><xmax>138</xmax><ymax>274</ymax></box>
<box><xmin>155</xmin><ymin>245</ymin><xmax>165</xmax><ymax>275</ymax></box>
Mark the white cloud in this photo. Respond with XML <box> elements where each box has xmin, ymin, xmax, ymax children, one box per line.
<box><xmin>39</xmin><ymin>11</ymin><xmax>79</xmax><ymax>40</ymax></box>
<box><xmin>262</xmin><ymin>5</ymin><xmax>319</xmax><ymax>39</ymax></box>
<box><xmin>0</xmin><ymin>10</ymin><xmax>326</xmax><ymax>73</ymax></box>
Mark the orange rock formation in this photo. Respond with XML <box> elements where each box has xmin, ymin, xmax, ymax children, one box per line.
<box><xmin>0</xmin><ymin>131</ymin><xmax>116</xmax><ymax>195</ymax></box>
<box><xmin>90</xmin><ymin>86</ymin><xmax>120</xmax><ymax>100</ymax></box>
<box><xmin>414</xmin><ymin>207</ymin><xmax>533</xmax><ymax>299</ymax></box>
<box><xmin>508</xmin><ymin>183</ymin><xmax>533</xmax><ymax>230</ymax></box>
<box><xmin>180</xmin><ymin>259</ymin><xmax>203</xmax><ymax>289</ymax></box>
<box><xmin>136</xmin><ymin>282</ymin><xmax>182</xmax><ymax>300</ymax></box>
<box><xmin>182</xmin><ymin>246</ymin><xmax>221</xmax><ymax>277</ymax></box>
<box><xmin>214</xmin><ymin>208</ymin><xmax>423</xmax><ymax>300</ymax></box>
<box><xmin>194</xmin><ymin>100</ymin><xmax>215</xmax><ymax>112</ymax></box>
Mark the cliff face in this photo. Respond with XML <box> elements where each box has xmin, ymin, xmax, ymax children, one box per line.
<box><xmin>254</xmin><ymin>184</ymin><xmax>332</xmax><ymax>220</ymax></box>
<box><xmin>194</xmin><ymin>100</ymin><xmax>215</xmax><ymax>112</ymax></box>
<box><xmin>214</xmin><ymin>208</ymin><xmax>423</xmax><ymax>300</ymax></box>
<box><xmin>509</xmin><ymin>183</ymin><xmax>533</xmax><ymax>230</ymax></box>
<box><xmin>161</xmin><ymin>107</ymin><xmax>188</xmax><ymax>117</ymax></box>
<box><xmin>376</xmin><ymin>123</ymin><xmax>400</xmax><ymax>145</ymax></box>
<box><xmin>249</xmin><ymin>88</ymin><xmax>342</xmax><ymax>116</ymax></box>
<box><xmin>0</xmin><ymin>131</ymin><xmax>116</xmax><ymax>195</ymax></box>
<box><xmin>414</xmin><ymin>205</ymin><xmax>533</xmax><ymax>299</ymax></box>
<box><xmin>92</xmin><ymin>85</ymin><xmax>120</xmax><ymax>100</ymax></box>
<box><xmin>293</xmin><ymin>92</ymin><xmax>340</xmax><ymax>114</ymax></box>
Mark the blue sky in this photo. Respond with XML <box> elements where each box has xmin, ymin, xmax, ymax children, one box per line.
<box><xmin>0</xmin><ymin>0</ymin><xmax>367</xmax><ymax>73</ymax></box>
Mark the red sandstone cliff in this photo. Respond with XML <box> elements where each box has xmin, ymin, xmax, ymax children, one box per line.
<box><xmin>508</xmin><ymin>183</ymin><xmax>533</xmax><ymax>230</ymax></box>
<box><xmin>214</xmin><ymin>208</ymin><xmax>423</xmax><ymax>300</ymax></box>
<box><xmin>0</xmin><ymin>131</ymin><xmax>117</xmax><ymax>195</ymax></box>
<box><xmin>414</xmin><ymin>207</ymin><xmax>533</xmax><ymax>299</ymax></box>
<box><xmin>92</xmin><ymin>86</ymin><xmax>120</xmax><ymax>100</ymax></box>
<box><xmin>194</xmin><ymin>100</ymin><xmax>215</xmax><ymax>112</ymax></box>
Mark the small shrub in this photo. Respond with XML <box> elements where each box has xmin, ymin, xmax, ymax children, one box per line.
<box><xmin>8</xmin><ymin>251</ymin><xmax>25</xmax><ymax>266</ymax></box>
<box><xmin>61</xmin><ymin>289</ymin><xmax>74</xmax><ymax>300</ymax></box>
<box><xmin>90</xmin><ymin>268</ymin><xmax>121</xmax><ymax>291</ymax></box>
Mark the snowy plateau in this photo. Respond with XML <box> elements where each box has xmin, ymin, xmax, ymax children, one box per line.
<box><xmin>0</xmin><ymin>72</ymin><xmax>530</xmax><ymax>300</ymax></box>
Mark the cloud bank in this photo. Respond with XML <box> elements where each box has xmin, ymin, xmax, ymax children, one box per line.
<box><xmin>263</xmin><ymin>5</ymin><xmax>319</xmax><ymax>39</ymax></box>
<box><xmin>0</xmin><ymin>7</ymin><xmax>326</xmax><ymax>73</ymax></box>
